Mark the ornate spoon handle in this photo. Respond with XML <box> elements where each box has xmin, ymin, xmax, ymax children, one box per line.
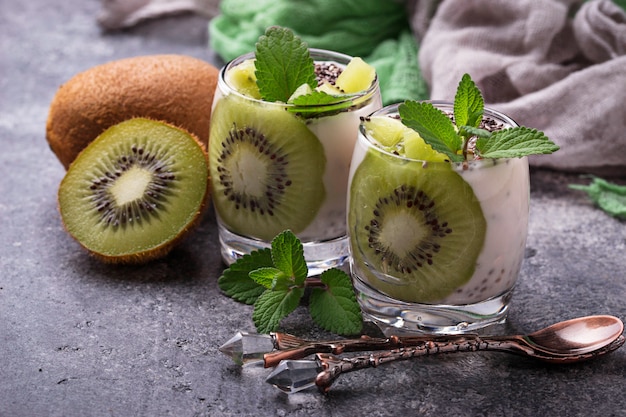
<box><xmin>265</xmin><ymin>333</ymin><xmax>476</xmax><ymax>368</ymax></box>
<box><xmin>312</xmin><ymin>335</ymin><xmax>625</xmax><ymax>392</ymax></box>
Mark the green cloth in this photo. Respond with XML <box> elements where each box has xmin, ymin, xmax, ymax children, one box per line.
<box><xmin>208</xmin><ymin>0</ymin><xmax>428</xmax><ymax>104</ymax></box>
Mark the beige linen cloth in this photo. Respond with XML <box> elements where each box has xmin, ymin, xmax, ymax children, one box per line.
<box><xmin>97</xmin><ymin>0</ymin><xmax>220</xmax><ymax>29</ymax></box>
<box><xmin>99</xmin><ymin>0</ymin><xmax>626</xmax><ymax>176</ymax></box>
<box><xmin>414</xmin><ymin>0</ymin><xmax>626</xmax><ymax>176</ymax></box>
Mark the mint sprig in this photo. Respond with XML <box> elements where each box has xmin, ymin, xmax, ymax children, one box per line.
<box><xmin>399</xmin><ymin>73</ymin><xmax>559</xmax><ymax>161</ymax></box>
<box><xmin>477</xmin><ymin>127</ymin><xmax>558</xmax><ymax>159</ymax></box>
<box><xmin>255</xmin><ymin>26</ymin><xmax>316</xmax><ymax>103</ymax></box>
<box><xmin>399</xmin><ymin>100</ymin><xmax>464</xmax><ymax>162</ymax></box>
<box><xmin>253</xmin><ymin>26</ymin><xmax>359</xmax><ymax>116</ymax></box>
<box><xmin>217</xmin><ymin>230</ymin><xmax>363</xmax><ymax>336</ymax></box>
<box><xmin>570</xmin><ymin>177</ymin><xmax>626</xmax><ymax>220</ymax></box>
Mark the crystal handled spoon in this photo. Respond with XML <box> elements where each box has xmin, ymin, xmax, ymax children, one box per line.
<box><xmin>261</xmin><ymin>315</ymin><xmax>624</xmax><ymax>393</ymax></box>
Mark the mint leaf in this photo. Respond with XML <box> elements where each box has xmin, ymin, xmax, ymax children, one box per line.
<box><xmin>570</xmin><ymin>177</ymin><xmax>626</xmax><ymax>220</ymax></box>
<box><xmin>253</xmin><ymin>287</ymin><xmax>305</xmax><ymax>333</ymax></box>
<box><xmin>271</xmin><ymin>230</ymin><xmax>308</xmax><ymax>284</ymax></box>
<box><xmin>218</xmin><ymin>248</ymin><xmax>273</xmax><ymax>304</ymax></box>
<box><xmin>459</xmin><ymin>125</ymin><xmax>491</xmax><ymax>139</ymax></box>
<box><xmin>476</xmin><ymin>127</ymin><xmax>560</xmax><ymax>159</ymax></box>
<box><xmin>249</xmin><ymin>267</ymin><xmax>286</xmax><ymax>289</ymax></box>
<box><xmin>254</xmin><ymin>26</ymin><xmax>316</xmax><ymax>103</ymax></box>
<box><xmin>288</xmin><ymin>91</ymin><xmax>355</xmax><ymax>117</ymax></box>
<box><xmin>454</xmin><ymin>73</ymin><xmax>484</xmax><ymax>128</ymax></box>
<box><xmin>399</xmin><ymin>101</ymin><xmax>464</xmax><ymax>162</ymax></box>
<box><xmin>309</xmin><ymin>269</ymin><xmax>363</xmax><ymax>335</ymax></box>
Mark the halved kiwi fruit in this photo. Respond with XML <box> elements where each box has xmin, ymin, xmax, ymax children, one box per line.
<box><xmin>209</xmin><ymin>94</ymin><xmax>326</xmax><ymax>241</ymax></box>
<box><xmin>58</xmin><ymin>118</ymin><xmax>209</xmax><ymax>264</ymax></box>
<box><xmin>349</xmin><ymin>149</ymin><xmax>486</xmax><ymax>302</ymax></box>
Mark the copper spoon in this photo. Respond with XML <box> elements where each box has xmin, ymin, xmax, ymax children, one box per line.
<box><xmin>263</xmin><ymin>315</ymin><xmax>624</xmax><ymax>393</ymax></box>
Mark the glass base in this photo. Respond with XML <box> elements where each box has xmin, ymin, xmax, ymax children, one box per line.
<box><xmin>217</xmin><ymin>223</ymin><xmax>349</xmax><ymax>276</ymax></box>
<box><xmin>351</xmin><ymin>273</ymin><xmax>513</xmax><ymax>335</ymax></box>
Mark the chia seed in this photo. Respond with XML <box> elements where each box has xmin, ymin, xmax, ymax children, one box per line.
<box><xmin>315</xmin><ymin>62</ymin><xmax>343</xmax><ymax>90</ymax></box>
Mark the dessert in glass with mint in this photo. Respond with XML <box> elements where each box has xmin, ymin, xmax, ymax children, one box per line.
<box><xmin>209</xmin><ymin>27</ymin><xmax>381</xmax><ymax>274</ymax></box>
<box><xmin>347</xmin><ymin>74</ymin><xmax>559</xmax><ymax>334</ymax></box>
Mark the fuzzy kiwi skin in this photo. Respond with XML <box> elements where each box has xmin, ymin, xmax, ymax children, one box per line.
<box><xmin>58</xmin><ymin>117</ymin><xmax>210</xmax><ymax>265</ymax></box>
<box><xmin>46</xmin><ymin>55</ymin><xmax>218</xmax><ymax>170</ymax></box>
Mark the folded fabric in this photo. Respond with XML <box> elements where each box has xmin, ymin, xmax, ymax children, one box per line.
<box><xmin>416</xmin><ymin>0</ymin><xmax>626</xmax><ymax>176</ymax></box>
<box><xmin>98</xmin><ymin>0</ymin><xmax>220</xmax><ymax>29</ymax></box>
<box><xmin>208</xmin><ymin>0</ymin><xmax>428</xmax><ymax>104</ymax></box>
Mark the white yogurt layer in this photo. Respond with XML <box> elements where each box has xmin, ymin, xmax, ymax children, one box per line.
<box><xmin>443</xmin><ymin>157</ymin><xmax>529</xmax><ymax>304</ymax></box>
<box><xmin>298</xmin><ymin>97</ymin><xmax>381</xmax><ymax>241</ymax></box>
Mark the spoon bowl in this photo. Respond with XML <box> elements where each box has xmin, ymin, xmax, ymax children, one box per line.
<box><xmin>524</xmin><ymin>315</ymin><xmax>624</xmax><ymax>357</ymax></box>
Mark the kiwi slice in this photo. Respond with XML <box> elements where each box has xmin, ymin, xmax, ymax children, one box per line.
<box><xmin>209</xmin><ymin>94</ymin><xmax>326</xmax><ymax>241</ymax></box>
<box><xmin>363</xmin><ymin>115</ymin><xmax>448</xmax><ymax>162</ymax></box>
<box><xmin>349</xmin><ymin>149</ymin><xmax>486</xmax><ymax>302</ymax></box>
<box><xmin>334</xmin><ymin>57</ymin><xmax>376</xmax><ymax>93</ymax></box>
<box><xmin>225</xmin><ymin>58</ymin><xmax>261</xmax><ymax>99</ymax></box>
<box><xmin>58</xmin><ymin>118</ymin><xmax>209</xmax><ymax>264</ymax></box>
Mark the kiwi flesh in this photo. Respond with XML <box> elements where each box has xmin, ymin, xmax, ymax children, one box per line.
<box><xmin>58</xmin><ymin>118</ymin><xmax>209</xmax><ymax>264</ymax></box>
<box><xmin>334</xmin><ymin>57</ymin><xmax>376</xmax><ymax>94</ymax></box>
<box><xmin>46</xmin><ymin>55</ymin><xmax>218</xmax><ymax>169</ymax></box>
<box><xmin>225</xmin><ymin>58</ymin><xmax>261</xmax><ymax>99</ymax></box>
<box><xmin>362</xmin><ymin>115</ymin><xmax>448</xmax><ymax>162</ymax></box>
<box><xmin>209</xmin><ymin>94</ymin><xmax>326</xmax><ymax>241</ymax></box>
<box><xmin>349</xmin><ymin>149</ymin><xmax>486</xmax><ymax>302</ymax></box>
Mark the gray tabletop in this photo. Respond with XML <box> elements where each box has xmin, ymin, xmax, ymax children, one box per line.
<box><xmin>2</xmin><ymin>2</ymin><xmax>625</xmax><ymax>416</ymax></box>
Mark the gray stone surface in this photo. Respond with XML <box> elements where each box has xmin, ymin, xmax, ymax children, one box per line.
<box><xmin>1</xmin><ymin>2</ymin><xmax>625</xmax><ymax>416</ymax></box>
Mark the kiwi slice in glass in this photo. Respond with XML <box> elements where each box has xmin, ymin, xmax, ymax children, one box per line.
<box><xmin>58</xmin><ymin>118</ymin><xmax>209</xmax><ymax>264</ymax></box>
<box><xmin>349</xmin><ymin>149</ymin><xmax>486</xmax><ymax>303</ymax></box>
<box><xmin>209</xmin><ymin>94</ymin><xmax>326</xmax><ymax>241</ymax></box>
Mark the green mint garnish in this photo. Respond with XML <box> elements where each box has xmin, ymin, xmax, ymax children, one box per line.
<box><xmin>288</xmin><ymin>90</ymin><xmax>353</xmax><ymax>115</ymax></box>
<box><xmin>255</xmin><ymin>26</ymin><xmax>316</xmax><ymax>103</ymax></box>
<box><xmin>309</xmin><ymin>268</ymin><xmax>364</xmax><ymax>336</ymax></box>
<box><xmin>218</xmin><ymin>248</ymin><xmax>273</xmax><ymax>304</ymax></box>
<box><xmin>454</xmin><ymin>73</ymin><xmax>484</xmax><ymax>129</ymax></box>
<box><xmin>253</xmin><ymin>284</ymin><xmax>304</xmax><ymax>334</ymax></box>
<box><xmin>477</xmin><ymin>126</ymin><xmax>558</xmax><ymax>159</ymax></box>
<box><xmin>253</xmin><ymin>26</ymin><xmax>359</xmax><ymax>116</ymax></box>
<box><xmin>570</xmin><ymin>177</ymin><xmax>626</xmax><ymax>220</ymax></box>
<box><xmin>217</xmin><ymin>230</ymin><xmax>363</xmax><ymax>336</ymax></box>
<box><xmin>399</xmin><ymin>100</ymin><xmax>464</xmax><ymax>162</ymax></box>
<box><xmin>399</xmin><ymin>73</ymin><xmax>559</xmax><ymax>161</ymax></box>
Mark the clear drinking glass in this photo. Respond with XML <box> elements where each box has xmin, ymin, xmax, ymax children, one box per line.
<box><xmin>347</xmin><ymin>102</ymin><xmax>530</xmax><ymax>334</ymax></box>
<box><xmin>209</xmin><ymin>49</ymin><xmax>382</xmax><ymax>275</ymax></box>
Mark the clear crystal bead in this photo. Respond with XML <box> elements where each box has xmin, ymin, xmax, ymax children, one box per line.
<box><xmin>219</xmin><ymin>331</ymin><xmax>276</xmax><ymax>365</ymax></box>
<box><xmin>265</xmin><ymin>359</ymin><xmax>323</xmax><ymax>394</ymax></box>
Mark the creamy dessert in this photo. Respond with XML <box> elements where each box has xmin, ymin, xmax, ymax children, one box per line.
<box><xmin>208</xmin><ymin>43</ymin><xmax>381</xmax><ymax>268</ymax></box>
<box><xmin>348</xmin><ymin>104</ymin><xmax>530</xmax><ymax>305</ymax></box>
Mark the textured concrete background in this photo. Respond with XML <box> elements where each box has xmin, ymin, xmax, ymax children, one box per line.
<box><xmin>1</xmin><ymin>2</ymin><xmax>625</xmax><ymax>416</ymax></box>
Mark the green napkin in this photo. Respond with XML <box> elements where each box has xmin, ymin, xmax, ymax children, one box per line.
<box><xmin>208</xmin><ymin>0</ymin><xmax>428</xmax><ymax>104</ymax></box>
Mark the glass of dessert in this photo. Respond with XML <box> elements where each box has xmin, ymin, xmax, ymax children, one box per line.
<box><xmin>347</xmin><ymin>75</ymin><xmax>558</xmax><ymax>334</ymax></box>
<box><xmin>209</xmin><ymin>27</ymin><xmax>382</xmax><ymax>275</ymax></box>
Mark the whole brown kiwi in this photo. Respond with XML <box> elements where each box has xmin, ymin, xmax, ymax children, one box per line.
<box><xmin>46</xmin><ymin>54</ymin><xmax>219</xmax><ymax>169</ymax></box>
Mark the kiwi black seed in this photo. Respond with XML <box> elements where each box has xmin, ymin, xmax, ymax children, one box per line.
<box><xmin>349</xmin><ymin>150</ymin><xmax>486</xmax><ymax>303</ymax></box>
<box><xmin>58</xmin><ymin>118</ymin><xmax>209</xmax><ymax>264</ymax></box>
<box><xmin>209</xmin><ymin>94</ymin><xmax>326</xmax><ymax>241</ymax></box>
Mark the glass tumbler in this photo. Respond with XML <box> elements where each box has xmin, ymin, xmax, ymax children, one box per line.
<box><xmin>347</xmin><ymin>102</ymin><xmax>530</xmax><ymax>334</ymax></box>
<box><xmin>209</xmin><ymin>49</ymin><xmax>382</xmax><ymax>275</ymax></box>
